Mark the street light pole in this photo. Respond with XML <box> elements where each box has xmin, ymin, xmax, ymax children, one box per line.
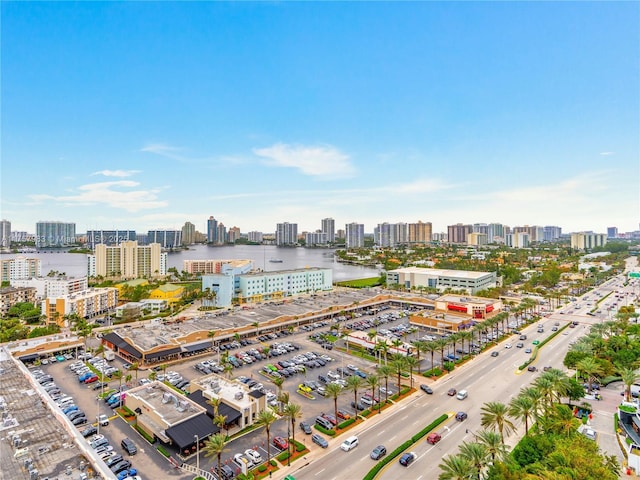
<box><xmin>194</xmin><ymin>434</ymin><xmax>200</xmax><ymax>472</ymax></box>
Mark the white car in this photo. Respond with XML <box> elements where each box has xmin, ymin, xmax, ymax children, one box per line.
<box><xmin>97</xmin><ymin>414</ymin><xmax>109</xmax><ymax>426</ymax></box>
<box><xmin>244</xmin><ymin>448</ymin><xmax>262</xmax><ymax>464</ymax></box>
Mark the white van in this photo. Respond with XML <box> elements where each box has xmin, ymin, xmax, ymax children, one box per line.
<box><xmin>456</xmin><ymin>390</ymin><xmax>468</xmax><ymax>400</ymax></box>
<box><xmin>340</xmin><ymin>435</ymin><xmax>359</xmax><ymax>451</ymax></box>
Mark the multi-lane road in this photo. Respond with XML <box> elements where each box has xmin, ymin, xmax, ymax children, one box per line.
<box><xmin>284</xmin><ymin>263</ymin><xmax>639</xmax><ymax>480</ymax></box>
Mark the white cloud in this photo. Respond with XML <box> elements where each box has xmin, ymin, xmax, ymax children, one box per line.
<box><xmin>599</xmin><ymin>151</ymin><xmax>615</xmax><ymax>156</ymax></box>
<box><xmin>28</xmin><ymin>180</ymin><xmax>167</xmax><ymax>212</ymax></box>
<box><xmin>253</xmin><ymin>143</ymin><xmax>356</xmax><ymax>178</ymax></box>
<box><xmin>140</xmin><ymin>143</ymin><xmax>187</xmax><ymax>162</ymax></box>
<box><xmin>92</xmin><ymin>169</ymin><xmax>141</xmax><ymax>177</ymax></box>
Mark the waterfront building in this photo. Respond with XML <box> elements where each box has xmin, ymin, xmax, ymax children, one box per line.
<box><xmin>275</xmin><ymin>222</ymin><xmax>298</xmax><ymax>246</ymax></box>
<box><xmin>0</xmin><ymin>219</ymin><xmax>10</xmax><ymax>248</ymax></box>
<box><xmin>345</xmin><ymin>223</ymin><xmax>364</xmax><ymax>248</ymax></box>
<box><xmin>184</xmin><ymin>259</ymin><xmax>254</xmax><ymax>275</ymax></box>
<box><xmin>36</xmin><ymin>221</ymin><xmax>76</xmax><ymax>248</ymax></box>
<box><xmin>147</xmin><ymin>230</ymin><xmax>182</xmax><ymax>249</ymax></box>
<box><xmin>305</xmin><ymin>231</ymin><xmax>328</xmax><ymax>246</ymax></box>
<box><xmin>386</xmin><ymin>267</ymin><xmax>497</xmax><ymax>294</ymax></box>
<box><xmin>227</xmin><ymin>226</ymin><xmax>241</xmax><ymax>243</ymax></box>
<box><xmin>181</xmin><ymin>222</ymin><xmax>196</xmax><ymax>245</ymax></box>
<box><xmin>321</xmin><ymin>218</ymin><xmax>335</xmax><ymax>243</ymax></box>
<box><xmin>247</xmin><ymin>231</ymin><xmax>263</xmax><ymax>243</ymax></box>
<box><xmin>1</xmin><ymin>257</ymin><xmax>41</xmax><ymax>282</ymax></box>
<box><xmin>88</xmin><ymin>241</ymin><xmax>167</xmax><ymax>278</ymax></box>
<box><xmin>86</xmin><ymin>230</ymin><xmax>136</xmax><ymax>249</ymax></box>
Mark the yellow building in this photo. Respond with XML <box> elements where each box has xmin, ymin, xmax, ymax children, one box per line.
<box><xmin>149</xmin><ymin>283</ymin><xmax>184</xmax><ymax>303</ymax></box>
<box><xmin>88</xmin><ymin>241</ymin><xmax>167</xmax><ymax>279</ymax></box>
<box><xmin>43</xmin><ymin>287</ymin><xmax>118</xmax><ymax>326</ymax></box>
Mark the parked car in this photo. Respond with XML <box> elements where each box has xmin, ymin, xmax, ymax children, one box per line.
<box><xmin>350</xmin><ymin>401</ymin><xmax>366</xmax><ymax>411</ymax></box>
<box><xmin>399</xmin><ymin>452</ymin><xmax>417</xmax><ymax>466</ymax></box>
<box><xmin>244</xmin><ymin>448</ymin><xmax>262</xmax><ymax>464</ymax></box>
<box><xmin>311</xmin><ymin>433</ymin><xmax>329</xmax><ymax>448</ymax></box>
<box><xmin>370</xmin><ymin>445</ymin><xmax>387</xmax><ymax>460</ymax></box>
<box><xmin>80</xmin><ymin>426</ymin><xmax>97</xmax><ymax>438</ymax></box>
<box><xmin>300</xmin><ymin>422</ymin><xmax>312</xmax><ymax>434</ymax></box>
<box><xmin>337</xmin><ymin>409</ymin><xmax>351</xmax><ymax>420</ymax></box>
<box><xmin>273</xmin><ymin>436</ymin><xmax>289</xmax><ymax>450</ymax></box>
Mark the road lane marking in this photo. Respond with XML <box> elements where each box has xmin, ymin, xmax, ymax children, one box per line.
<box><xmin>315</xmin><ymin>469</ymin><xmax>325</xmax><ymax>476</ymax></box>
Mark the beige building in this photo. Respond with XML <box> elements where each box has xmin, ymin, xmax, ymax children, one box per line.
<box><xmin>571</xmin><ymin>232</ymin><xmax>607</xmax><ymax>251</ymax></box>
<box><xmin>88</xmin><ymin>241</ymin><xmax>167</xmax><ymax>278</ymax></box>
<box><xmin>467</xmin><ymin>232</ymin><xmax>488</xmax><ymax>246</ymax></box>
<box><xmin>183</xmin><ymin>258</ymin><xmax>253</xmax><ymax>275</ymax></box>
<box><xmin>42</xmin><ymin>287</ymin><xmax>118</xmax><ymax>325</ymax></box>
<box><xmin>1</xmin><ymin>257</ymin><xmax>41</xmax><ymax>282</ymax></box>
<box><xmin>408</xmin><ymin>221</ymin><xmax>433</xmax><ymax>244</ymax></box>
<box><xmin>0</xmin><ymin>286</ymin><xmax>37</xmax><ymax>315</ymax></box>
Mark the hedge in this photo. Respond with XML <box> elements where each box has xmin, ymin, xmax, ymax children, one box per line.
<box><xmin>422</xmin><ymin>367</ymin><xmax>442</xmax><ymax>377</ymax></box>
<box><xmin>258</xmin><ymin>465</ymin><xmax>267</xmax><ymax>473</ymax></box>
<box><xmin>270</xmin><ymin>459</ymin><xmax>277</xmax><ymax>467</ymax></box>
<box><xmin>363</xmin><ymin>413</ymin><xmax>448</xmax><ymax>480</ymax></box>
<box><xmin>156</xmin><ymin>445</ymin><xmax>170</xmax><ymax>458</ymax></box>
<box><xmin>313</xmin><ymin>424</ymin><xmax>336</xmax><ymax>436</ymax></box>
<box><xmin>293</xmin><ymin>439</ymin><xmax>305</xmax><ymax>452</ymax></box>
<box><xmin>518</xmin><ymin>323</ymin><xmax>569</xmax><ymax>370</ymax></box>
<box><xmin>338</xmin><ymin>418</ymin><xmax>356</xmax><ymax>429</ymax></box>
<box><xmin>134</xmin><ymin>424</ymin><xmax>155</xmax><ymax>444</ymax></box>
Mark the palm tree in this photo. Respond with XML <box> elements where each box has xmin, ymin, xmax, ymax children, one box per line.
<box><xmin>576</xmin><ymin>357</ymin><xmax>604</xmax><ymax>392</ymax></box>
<box><xmin>365</xmin><ymin>375</ymin><xmax>380</xmax><ymax>413</ymax></box>
<box><xmin>424</xmin><ymin>342</ymin><xmax>437</xmax><ymax>372</ymax></box>
<box><xmin>251</xmin><ymin>321</ymin><xmax>260</xmax><ymax>338</ymax></box>
<box><xmin>412</xmin><ymin>339</ymin><xmax>427</xmax><ymax>365</ymax></box>
<box><xmin>377</xmin><ymin>364</ymin><xmax>393</xmax><ymax>403</ymax></box>
<box><xmin>475</xmin><ymin>430</ymin><xmax>508</xmax><ymax>463</ymax></box>
<box><xmin>480</xmin><ymin>402</ymin><xmax>515</xmax><ymax>443</ymax></box>
<box><xmin>345</xmin><ymin>375</ymin><xmax>365</xmax><ymax>417</ymax></box>
<box><xmin>214</xmin><ymin>414</ymin><xmax>227</xmax><ymax>438</ymax></box>
<box><xmin>325</xmin><ymin>382</ymin><xmax>343</xmax><ymax>427</ymax></box>
<box><xmin>374</xmin><ymin>339</ymin><xmax>389</xmax><ymax>365</ymax></box>
<box><xmin>532</xmin><ymin>375</ymin><xmax>557</xmax><ymax>411</ymax></box>
<box><xmin>208</xmin><ymin>330</ymin><xmax>217</xmax><ymax>353</ymax></box>
<box><xmin>508</xmin><ymin>395</ymin><xmax>535</xmax><ymax>435</ymax></box>
<box><xmin>203</xmin><ymin>433</ymin><xmax>228</xmax><ymax>480</ymax></box>
<box><xmin>148</xmin><ymin>370</ymin><xmax>157</xmax><ymax>382</ymax></box>
<box><xmin>434</xmin><ymin>338</ymin><xmax>448</xmax><ymax>367</ymax></box>
<box><xmin>438</xmin><ymin>454</ymin><xmax>475</xmax><ymax>480</ymax></box>
<box><xmin>207</xmin><ymin>397</ymin><xmax>221</xmax><ymax>418</ymax></box>
<box><xmin>619</xmin><ymin>367</ymin><xmax>639</xmax><ymax>402</ymax></box>
<box><xmin>130</xmin><ymin>362</ymin><xmax>139</xmax><ymax>383</ymax></box>
<box><xmin>277</xmin><ymin>390</ymin><xmax>290</xmax><ymax>414</ymax></box>
<box><xmin>255</xmin><ymin>409</ymin><xmax>277</xmax><ymax>465</ymax></box>
<box><xmin>404</xmin><ymin>355</ymin><xmax>419</xmax><ymax>387</ymax></box>
<box><xmin>542</xmin><ymin>404</ymin><xmax>579</xmax><ymax>436</ymax></box>
<box><xmin>458</xmin><ymin>441</ymin><xmax>489</xmax><ymax>480</ymax></box>
<box><xmin>390</xmin><ymin>354</ymin><xmax>407</xmax><ymax>392</ymax></box>
<box><xmin>272</xmin><ymin>377</ymin><xmax>285</xmax><ymax>406</ymax></box>
<box><xmin>520</xmin><ymin>386</ymin><xmax>545</xmax><ymax>422</ymax></box>
<box><xmin>282</xmin><ymin>402</ymin><xmax>302</xmax><ymax>454</ymax></box>
<box><xmin>366</xmin><ymin>329</ymin><xmax>377</xmax><ymax>345</ymax></box>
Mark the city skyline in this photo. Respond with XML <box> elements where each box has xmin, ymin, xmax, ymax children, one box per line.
<box><xmin>2</xmin><ymin>2</ymin><xmax>638</xmax><ymax>233</ymax></box>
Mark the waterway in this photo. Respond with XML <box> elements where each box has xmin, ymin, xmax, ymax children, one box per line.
<box><xmin>1</xmin><ymin>244</ymin><xmax>380</xmax><ymax>281</ymax></box>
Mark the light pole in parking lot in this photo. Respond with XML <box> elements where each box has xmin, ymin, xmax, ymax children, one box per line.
<box><xmin>194</xmin><ymin>434</ymin><xmax>200</xmax><ymax>471</ymax></box>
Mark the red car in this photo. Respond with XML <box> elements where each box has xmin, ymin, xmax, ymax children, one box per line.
<box><xmin>447</xmin><ymin>388</ymin><xmax>457</xmax><ymax>396</ymax></box>
<box><xmin>426</xmin><ymin>432</ymin><xmax>442</xmax><ymax>445</ymax></box>
<box><xmin>84</xmin><ymin>375</ymin><xmax>99</xmax><ymax>384</ymax></box>
<box><xmin>273</xmin><ymin>436</ymin><xmax>289</xmax><ymax>450</ymax></box>
<box><xmin>321</xmin><ymin>413</ymin><xmax>337</xmax><ymax>425</ymax></box>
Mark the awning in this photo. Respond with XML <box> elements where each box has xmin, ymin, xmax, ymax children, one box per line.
<box><xmin>189</xmin><ymin>390</ymin><xmax>242</xmax><ymax>423</ymax></box>
<box><xmin>165</xmin><ymin>414</ymin><xmax>219</xmax><ymax>450</ymax></box>
<box><xmin>249</xmin><ymin>390</ymin><xmax>265</xmax><ymax>399</ymax></box>
<box><xmin>118</xmin><ymin>342</ymin><xmax>142</xmax><ymax>359</ymax></box>
<box><xmin>19</xmin><ymin>354</ymin><xmax>39</xmax><ymax>362</ymax></box>
<box><xmin>102</xmin><ymin>332</ymin><xmax>143</xmax><ymax>359</ymax></box>
<box><xmin>181</xmin><ymin>342</ymin><xmax>210</xmax><ymax>353</ymax></box>
<box><xmin>145</xmin><ymin>347</ymin><xmax>181</xmax><ymax>361</ymax></box>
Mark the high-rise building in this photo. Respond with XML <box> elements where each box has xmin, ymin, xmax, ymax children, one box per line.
<box><xmin>181</xmin><ymin>222</ymin><xmax>196</xmax><ymax>245</ymax></box>
<box><xmin>571</xmin><ymin>232</ymin><xmax>607</xmax><ymax>251</ymax></box>
<box><xmin>276</xmin><ymin>222</ymin><xmax>298</xmax><ymax>246</ymax></box>
<box><xmin>10</xmin><ymin>231</ymin><xmax>29</xmax><ymax>243</ymax></box>
<box><xmin>86</xmin><ymin>230</ymin><xmax>136</xmax><ymax>249</ymax></box>
<box><xmin>336</xmin><ymin>229</ymin><xmax>345</xmax><ymax>240</ymax></box>
<box><xmin>147</xmin><ymin>230</ymin><xmax>182</xmax><ymax>249</ymax></box>
<box><xmin>345</xmin><ymin>223</ymin><xmax>365</xmax><ymax>248</ymax></box>
<box><xmin>207</xmin><ymin>216</ymin><xmax>218</xmax><ymax>244</ymax></box>
<box><xmin>227</xmin><ymin>226</ymin><xmax>241</xmax><ymax>243</ymax></box>
<box><xmin>447</xmin><ymin>223</ymin><xmax>473</xmax><ymax>244</ymax></box>
<box><xmin>607</xmin><ymin>227</ymin><xmax>618</xmax><ymax>239</ymax></box>
<box><xmin>216</xmin><ymin>223</ymin><xmax>227</xmax><ymax>244</ymax></box>
<box><xmin>321</xmin><ymin>218</ymin><xmax>335</xmax><ymax>243</ymax></box>
<box><xmin>36</xmin><ymin>221</ymin><xmax>76</xmax><ymax>248</ymax></box>
<box><xmin>543</xmin><ymin>226</ymin><xmax>562</xmax><ymax>242</ymax></box>
<box><xmin>505</xmin><ymin>232</ymin><xmax>530</xmax><ymax>248</ymax></box>
<box><xmin>88</xmin><ymin>241</ymin><xmax>167</xmax><ymax>278</ymax></box>
<box><xmin>306</xmin><ymin>232</ymin><xmax>328</xmax><ymax>246</ymax></box>
<box><xmin>467</xmin><ymin>233</ymin><xmax>488</xmax><ymax>246</ymax></box>
<box><xmin>408</xmin><ymin>221</ymin><xmax>432</xmax><ymax>244</ymax></box>
<box><xmin>0</xmin><ymin>220</ymin><xmax>11</xmax><ymax>248</ymax></box>
<box><xmin>487</xmin><ymin>223</ymin><xmax>505</xmax><ymax>244</ymax></box>
<box><xmin>247</xmin><ymin>231</ymin><xmax>263</xmax><ymax>243</ymax></box>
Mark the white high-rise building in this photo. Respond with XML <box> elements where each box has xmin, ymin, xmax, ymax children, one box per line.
<box><xmin>276</xmin><ymin>222</ymin><xmax>298</xmax><ymax>246</ymax></box>
<box><xmin>36</xmin><ymin>221</ymin><xmax>76</xmax><ymax>248</ymax></box>
<box><xmin>88</xmin><ymin>241</ymin><xmax>166</xmax><ymax>278</ymax></box>
<box><xmin>571</xmin><ymin>232</ymin><xmax>607</xmax><ymax>251</ymax></box>
<box><xmin>0</xmin><ymin>220</ymin><xmax>11</xmax><ymax>248</ymax></box>
<box><xmin>321</xmin><ymin>218</ymin><xmax>335</xmax><ymax>243</ymax></box>
<box><xmin>1</xmin><ymin>257</ymin><xmax>41</xmax><ymax>282</ymax></box>
<box><xmin>345</xmin><ymin>223</ymin><xmax>365</xmax><ymax>248</ymax></box>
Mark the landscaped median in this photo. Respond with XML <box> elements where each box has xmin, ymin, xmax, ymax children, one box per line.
<box><xmin>363</xmin><ymin>413</ymin><xmax>449</xmax><ymax>480</ymax></box>
<box><xmin>518</xmin><ymin>322</ymin><xmax>570</xmax><ymax>372</ymax></box>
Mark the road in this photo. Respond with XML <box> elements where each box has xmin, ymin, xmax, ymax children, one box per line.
<box><xmin>286</xmin><ymin>315</ymin><xmax>585</xmax><ymax>480</ymax></box>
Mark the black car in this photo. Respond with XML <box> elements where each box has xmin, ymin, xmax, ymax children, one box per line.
<box><xmin>350</xmin><ymin>401</ymin><xmax>366</xmax><ymax>411</ymax></box>
<box><xmin>300</xmin><ymin>422</ymin><xmax>312</xmax><ymax>434</ymax></box>
<box><xmin>491</xmin><ymin>351</ymin><xmax>499</xmax><ymax>357</ymax></box>
<box><xmin>399</xmin><ymin>452</ymin><xmax>417</xmax><ymax>466</ymax></box>
<box><xmin>420</xmin><ymin>384</ymin><xmax>433</xmax><ymax>394</ymax></box>
<box><xmin>110</xmin><ymin>460</ymin><xmax>132</xmax><ymax>474</ymax></box>
<box><xmin>80</xmin><ymin>426</ymin><xmax>97</xmax><ymax>437</ymax></box>
<box><xmin>105</xmin><ymin>455</ymin><xmax>123</xmax><ymax>468</ymax></box>
<box><xmin>455</xmin><ymin>411</ymin><xmax>468</xmax><ymax>421</ymax></box>
<box><xmin>318</xmin><ymin>375</ymin><xmax>329</xmax><ymax>384</ymax></box>
<box><xmin>370</xmin><ymin>445</ymin><xmax>387</xmax><ymax>460</ymax></box>
<box><xmin>71</xmin><ymin>416</ymin><xmax>88</xmax><ymax>426</ymax></box>
<box><xmin>527</xmin><ymin>366</ymin><xmax>537</xmax><ymax>372</ymax></box>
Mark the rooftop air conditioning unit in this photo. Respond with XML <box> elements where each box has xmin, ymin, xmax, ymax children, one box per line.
<box><xmin>234</xmin><ymin>391</ymin><xmax>244</xmax><ymax>400</ymax></box>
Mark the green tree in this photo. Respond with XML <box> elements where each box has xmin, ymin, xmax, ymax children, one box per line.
<box><xmin>203</xmin><ymin>433</ymin><xmax>228</xmax><ymax>480</ymax></box>
<box><xmin>480</xmin><ymin>402</ymin><xmax>515</xmax><ymax>443</ymax></box>
<box><xmin>255</xmin><ymin>409</ymin><xmax>277</xmax><ymax>466</ymax></box>
<box><xmin>508</xmin><ymin>395</ymin><xmax>535</xmax><ymax>435</ymax></box>
<box><xmin>438</xmin><ymin>454</ymin><xmax>475</xmax><ymax>480</ymax></box>
<box><xmin>345</xmin><ymin>374</ymin><xmax>365</xmax><ymax>418</ymax></box>
<box><xmin>282</xmin><ymin>402</ymin><xmax>302</xmax><ymax>456</ymax></box>
<box><xmin>325</xmin><ymin>382</ymin><xmax>343</xmax><ymax>427</ymax></box>
<box><xmin>458</xmin><ymin>441</ymin><xmax>489</xmax><ymax>480</ymax></box>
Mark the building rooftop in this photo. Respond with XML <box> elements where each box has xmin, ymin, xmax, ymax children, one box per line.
<box><xmin>126</xmin><ymin>381</ymin><xmax>204</xmax><ymax>427</ymax></box>
<box><xmin>389</xmin><ymin>267</ymin><xmax>492</xmax><ymax>279</ymax></box>
<box><xmin>193</xmin><ymin>374</ymin><xmax>256</xmax><ymax>412</ymax></box>
<box><xmin>437</xmin><ymin>294</ymin><xmax>497</xmax><ymax>305</ymax></box>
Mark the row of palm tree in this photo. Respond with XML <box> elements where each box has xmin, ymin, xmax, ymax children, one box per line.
<box><xmin>438</xmin><ymin>368</ymin><xmax>587</xmax><ymax>479</ymax></box>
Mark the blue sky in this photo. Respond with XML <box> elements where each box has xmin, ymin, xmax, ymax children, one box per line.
<box><xmin>2</xmin><ymin>1</ymin><xmax>638</xmax><ymax>235</ymax></box>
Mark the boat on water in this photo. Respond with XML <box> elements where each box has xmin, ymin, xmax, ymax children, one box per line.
<box><xmin>269</xmin><ymin>258</ymin><xmax>284</xmax><ymax>263</ymax></box>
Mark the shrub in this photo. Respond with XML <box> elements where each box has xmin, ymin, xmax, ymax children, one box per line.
<box><xmin>338</xmin><ymin>418</ymin><xmax>356</xmax><ymax>429</ymax></box>
<box><xmin>134</xmin><ymin>424</ymin><xmax>155</xmax><ymax>444</ymax></box>
<box><xmin>423</xmin><ymin>367</ymin><xmax>443</xmax><ymax>377</ymax></box>
<box><xmin>400</xmin><ymin>387</ymin><xmax>411</xmax><ymax>395</ymax></box>
<box><xmin>156</xmin><ymin>445</ymin><xmax>170</xmax><ymax>458</ymax></box>
<box><xmin>293</xmin><ymin>439</ymin><xmax>305</xmax><ymax>452</ymax></box>
<box><xmin>276</xmin><ymin>451</ymin><xmax>290</xmax><ymax>461</ymax></box>
<box><xmin>270</xmin><ymin>459</ymin><xmax>277</xmax><ymax>467</ymax></box>
<box><xmin>258</xmin><ymin>465</ymin><xmax>267</xmax><ymax>473</ymax></box>
<box><xmin>314</xmin><ymin>424</ymin><xmax>336</xmax><ymax>436</ymax></box>
<box><xmin>361</xmin><ymin>409</ymin><xmax>371</xmax><ymax>416</ymax></box>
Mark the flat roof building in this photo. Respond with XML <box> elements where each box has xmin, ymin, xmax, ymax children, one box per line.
<box><xmin>387</xmin><ymin>267</ymin><xmax>497</xmax><ymax>294</ymax></box>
